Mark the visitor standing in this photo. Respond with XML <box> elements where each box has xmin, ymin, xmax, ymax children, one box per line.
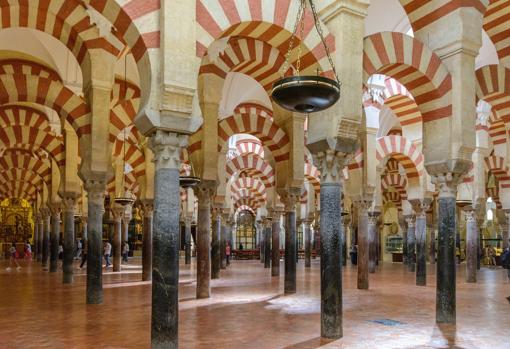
<box><xmin>76</xmin><ymin>239</ymin><xmax>83</xmax><ymax>260</ymax></box>
<box><xmin>6</xmin><ymin>243</ymin><xmax>21</xmax><ymax>271</ymax></box>
<box><xmin>104</xmin><ymin>241</ymin><xmax>112</xmax><ymax>268</ymax></box>
<box><xmin>226</xmin><ymin>241</ymin><xmax>231</xmax><ymax>266</ymax></box>
<box><xmin>24</xmin><ymin>240</ymin><xmax>32</xmax><ymax>261</ymax></box>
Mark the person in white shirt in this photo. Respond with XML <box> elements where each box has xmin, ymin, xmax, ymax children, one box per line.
<box><xmin>104</xmin><ymin>241</ymin><xmax>112</xmax><ymax>267</ymax></box>
<box><xmin>6</xmin><ymin>243</ymin><xmax>21</xmax><ymax>271</ymax></box>
<box><xmin>122</xmin><ymin>241</ymin><xmax>129</xmax><ymax>263</ymax></box>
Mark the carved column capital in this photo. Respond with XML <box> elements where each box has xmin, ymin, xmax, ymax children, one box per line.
<box><xmin>142</xmin><ymin>200</ymin><xmax>154</xmax><ymax>218</ymax></box>
<box><xmin>194</xmin><ymin>182</ymin><xmax>216</xmax><ymax>209</ymax></box>
<box><xmin>314</xmin><ymin>149</ymin><xmax>348</xmax><ymax>184</ymax></box>
<box><xmin>464</xmin><ymin>208</ymin><xmax>476</xmax><ymax>223</ymax></box>
<box><xmin>410</xmin><ymin>198</ymin><xmax>432</xmax><ymax>219</ymax></box>
<box><xmin>111</xmin><ymin>205</ymin><xmax>124</xmax><ymax>221</ymax></box>
<box><xmin>280</xmin><ymin>188</ymin><xmax>301</xmax><ymax>212</ymax></box>
<box><xmin>62</xmin><ymin>196</ymin><xmax>78</xmax><ymax>214</ymax></box>
<box><xmin>149</xmin><ymin>130</ymin><xmax>188</xmax><ymax>170</ymax></box>
<box><xmin>84</xmin><ymin>179</ymin><xmax>107</xmax><ymax>208</ymax></box>
<box><xmin>48</xmin><ymin>203</ymin><xmax>62</xmax><ymax>217</ymax></box>
<box><xmin>431</xmin><ymin>172</ymin><xmax>463</xmax><ymax>199</ymax></box>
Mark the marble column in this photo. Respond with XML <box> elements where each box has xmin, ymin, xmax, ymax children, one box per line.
<box><xmin>62</xmin><ymin>197</ymin><xmax>77</xmax><ymax>284</ymax></box>
<box><xmin>465</xmin><ymin>208</ymin><xmax>477</xmax><ymax>283</ymax></box>
<box><xmin>342</xmin><ymin>214</ymin><xmax>351</xmax><ymax>267</ymax></box>
<box><xmin>34</xmin><ymin>215</ymin><xmax>40</xmax><ymax>262</ymax></box>
<box><xmin>368</xmin><ymin>212</ymin><xmax>379</xmax><ymax>274</ymax></box>
<box><xmin>271</xmin><ymin>210</ymin><xmax>282</xmax><ymax>277</ymax></box>
<box><xmin>184</xmin><ymin>215</ymin><xmax>192</xmax><ymax>265</ymax></box>
<box><xmin>434</xmin><ymin>173</ymin><xmax>460</xmax><ymax>324</ymax></box>
<box><xmin>195</xmin><ymin>184</ymin><xmax>214</xmax><ymax>299</ymax></box>
<box><xmin>402</xmin><ymin>216</ymin><xmax>408</xmax><ymax>265</ymax></box>
<box><xmin>259</xmin><ymin>221</ymin><xmax>265</xmax><ymax>263</ymax></box>
<box><xmin>122</xmin><ymin>210</ymin><xmax>131</xmax><ymax>243</ymax></box>
<box><xmin>503</xmin><ymin>210</ymin><xmax>510</xmax><ymax>250</ymax></box>
<box><xmin>111</xmin><ymin>206</ymin><xmax>123</xmax><ymax>272</ymax></box>
<box><xmin>84</xmin><ymin>180</ymin><xmax>106</xmax><ymax>304</ymax></box>
<box><xmin>316</xmin><ymin>150</ymin><xmax>345</xmax><ymax>339</ymax></box>
<box><xmin>413</xmin><ymin>201</ymin><xmax>430</xmax><ymax>286</ymax></box>
<box><xmin>429</xmin><ymin>228</ymin><xmax>436</xmax><ymax>265</ymax></box>
<box><xmin>211</xmin><ymin>208</ymin><xmax>221</xmax><ymax>279</ymax></box>
<box><xmin>356</xmin><ymin>201</ymin><xmax>370</xmax><ymax>290</ymax></box>
<box><xmin>142</xmin><ymin>201</ymin><xmax>153</xmax><ymax>281</ymax></box>
<box><xmin>149</xmin><ymin>131</ymin><xmax>187</xmax><ymax>348</ymax></box>
<box><xmin>282</xmin><ymin>189</ymin><xmax>300</xmax><ymax>294</ymax></box>
<box><xmin>406</xmin><ymin>216</ymin><xmax>416</xmax><ymax>272</ymax></box>
<box><xmin>304</xmin><ymin>219</ymin><xmax>311</xmax><ymax>268</ymax></box>
<box><xmin>220</xmin><ymin>212</ymin><xmax>228</xmax><ymax>270</ymax></box>
<box><xmin>37</xmin><ymin>214</ymin><xmax>43</xmax><ymax>262</ymax></box>
<box><xmin>42</xmin><ymin>209</ymin><xmax>50</xmax><ymax>269</ymax></box>
<box><xmin>49</xmin><ymin>207</ymin><xmax>61</xmax><ymax>273</ymax></box>
<box><xmin>264</xmin><ymin>218</ymin><xmax>271</xmax><ymax>269</ymax></box>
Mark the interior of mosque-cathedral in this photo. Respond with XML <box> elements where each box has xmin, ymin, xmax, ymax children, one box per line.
<box><xmin>1</xmin><ymin>0</ymin><xmax>510</xmax><ymax>348</ymax></box>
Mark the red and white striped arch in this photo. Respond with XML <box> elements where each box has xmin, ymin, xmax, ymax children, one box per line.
<box><xmin>230</xmin><ymin>177</ymin><xmax>266</xmax><ymax>203</ymax></box>
<box><xmin>0</xmin><ymin>167</ymin><xmax>49</xmax><ymax>187</ymax></box>
<box><xmin>400</xmin><ymin>0</ymin><xmax>485</xmax><ymax>33</ymax></box>
<box><xmin>190</xmin><ymin>103</ymin><xmax>290</xmax><ymax>162</ymax></box>
<box><xmin>475</xmin><ymin>65</ymin><xmax>510</xmax><ymax>123</ymax></box>
<box><xmin>226</xmin><ymin>153</ymin><xmax>274</xmax><ymax>188</ymax></box>
<box><xmin>235</xmin><ymin>205</ymin><xmax>256</xmax><ymax>216</ymax></box>
<box><xmin>383</xmin><ymin>190</ymin><xmax>403</xmax><ymax>210</ymax></box>
<box><xmin>383</xmin><ymin>78</ymin><xmax>422</xmax><ymax>126</ymax></box>
<box><xmin>376</xmin><ymin>135</ymin><xmax>424</xmax><ymax>178</ymax></box>
<box><xmin>304</xmin><ymin>163</ymin><xmax>320</xmax><ymax>194</ymax></box>
<box><xmin>0</xmin><ymin>59</ymin><xmax>61</xmax><ymax>82</ymax></box>
<box><xmin>0</xmin><ymin>105</ymin><xmax>52</xmax><ymax>132</ymax></box>
<box><xmin>484</xmin><ymin>1</ymin><xmax>510</xmax><ymax>65</ymax></box>
<box><xmin>236</xmin><ymin>139</ymin><xmax>265</xmax><ymax>157</ymax></box>
<box><xmin>0</xmin><ymin>182</ymin><xmax>38</xmax><ymax>201</ymax></box>
<box><xmin>382</xmin><ymin>172</ymin><xmax>408</xmax><ymax>200</ymax></box>
<box><xmin>0</xmin><ymin>73</ymin><xmax>91</xmax><ymax>137</ymax></box>
<box><xmin>364</xmin><ymin>32</ymin><xmax>452</xmax><ymax>123</ymax></box>
<box><xmin>0</xmin><ymin>152</ymin><xmax>51</xmax><ymax>180</ymax></box>
<box><xmin>485</xmin><ymin>155</ymin><xmax>510</xmax><ymax>184</ymax></box>
<box><xmin>196</xmin><ymin>0</ymin><xmax>335</xmax><ymax>73</ymax></box>
<box><xmin>109</xmin><ymin>78</ymin><xmax>141</xmax><ymax>141</ymax></box>
<box><xmin>0</xmin><ymin>126</ymin><xmax>64</xmax><ymax>166</ymax></box>
<box><xmin>489</xmin><ymin>120</ymin><xmax>506</xmax><ymax>145</ymax></box>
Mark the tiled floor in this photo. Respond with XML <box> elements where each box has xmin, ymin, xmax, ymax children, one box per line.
<box><xmin>0</xmin><ymin>257</ymin><xmax>509</xmax><ymax>349</ymax></box>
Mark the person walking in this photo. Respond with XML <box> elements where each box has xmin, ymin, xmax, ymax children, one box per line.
<box><xmin>104</xmin><ymin>241</ymin><xmax>112</xmax><ymax>268</ymax></box>
<box><xmin>6</xmin><ymin>243</ymin><xmax>21</xmax><ymax>271</ymax></box>
<box><xmin>76</xmin><ymin>239</ymin><xmax>83</xmax><ymax>260</ymax></box>
<box><xmin>226</xmin><ymin>241</ymin><xmax>231</xmax><ymax>266</ymax></box>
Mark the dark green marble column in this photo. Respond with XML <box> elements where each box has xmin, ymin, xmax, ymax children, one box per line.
<box><xmin>356</xmin><ymin>201</ymin><xmax>369</xmax><ymax>290</ymax></box>
<box><xmin>406</xmin><ymin>216</ymin><xmax>416</xmax><ymax>272</ymax></box>
<box><xmin>271</xmin><ymin>211</ymin><xmax>282</xmax><ymax>277</ymax></box>
<box><xmin>85</xmin><ymin>180</ymin><xmax>106</xmax><ymax>304</ymax></box>
<box><xmin>211</xmin><ymin>209</ymin><xmax>221</xmax><ymax>279</ymax></box>
<box><xmin>304</xmin><ymin>220</ymin><xmax>311</xmax><ymax>268</ymax></box>
<box><xmin>142</xmin><ymin>201</ymin><xmax>153</xmax><ymax>282</ymax></box>
<box><xmin>42</xmin><ymin>210</ymin><xmax>50</xmax><ymax>270</ymax></box>
<box><xmin>63</xmin><ymin>197</ymin><xmax>77</xmax><ymax>284</ymax></box>
<box><xmin>368</xmin><ymin>212</ymin><xmax>379</xmax><ymax>274</ymax></box>
<box><xmin>149</xmin><ymin>131</ymin><xmax>186</xmax><ymax>349</ymax></box>
<box><xmin>435</xmin><ymin>174</ymin><xmax>458</xmax><ymax>324</ymax></box>
<box><xmin>283</xmin><ymin>190</ymin><xmax>299</xmax><ymax>294</ymax></box>
<box><xmin>264</xmin><ymin>219</ymin><xmax>271</xmax><ymax>269</ymax></box>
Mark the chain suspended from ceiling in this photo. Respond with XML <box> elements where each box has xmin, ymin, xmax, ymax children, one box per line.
<box><xmin>272</xmin><ymin>0</ymin><xmax>341</xmax><ymax>114</ymax></box>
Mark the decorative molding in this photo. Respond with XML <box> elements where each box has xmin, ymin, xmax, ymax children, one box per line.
<box><xmin>149</xmin><ymin>130</ymin><xmax>188</xmax><ymax>170</ymax></box>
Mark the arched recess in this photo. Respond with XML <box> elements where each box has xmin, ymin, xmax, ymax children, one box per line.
<box><xmin>236</xmin><ymin>139</ymin><xmax>265</xmax><ymax>157</ymax></box>
<box><xmin>0</xmin><ymin>152</ymin><xmax>51</xmax><ymax>179</ymax></box>
<box><xmin>0</xmin><ymin>126</ymin><xmax>64</xmax><ymax>166</ymax></box>
<box><xmin>475</xmin><ymin>65</ymin><xmax>510</xmax><ymax>122</ymax></box>
<box><xmin>230</xmin><ymin>177</ymin><xmax>267</xmax><ymax>204</ymax></box>
<box><xmin>304</xmin><ymin>163</ymin><xmax>320</xmax><ymax>194</ymax></box>
<box><xmin>0</xmin><ymin>73</ymin><xmax>90</xmax><ymax>137</ymax></box>
<box><xmin>364</xmin><ymin>32</ymin><xmax>452</xmax><ymax>165</ymax></box>
<box><xmin>483</xmin><ymin>1</ymin><xmax>510</xmax><ymax>65</ymax></box>
<box><xmin>376</xmin><ymin>135</ymin><xmax>424</xmax><ymax>179</ymax></box>
<box><xmin>0</xmin><ymin>105</ymin><xmax>52</xmax><ymax>132</ymax></box>
<box><xmin>226</xmin><ymin>153</ymin><xmax>275</xmax><ymax>188</ymax></box>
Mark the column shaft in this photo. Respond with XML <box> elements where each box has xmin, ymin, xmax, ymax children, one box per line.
<box><xmin>37</xmin><ymin>218</ymin><xmax>44</xmax><ymax>262</ymax></box>
<box><xmin>86</xmin><ymin>184</ymin><xmax>105</xmax><ymax>305</ymax></box>
<box><xmin>220</xmin><ymin>219</ymin><xmax>227</xmax><ymax>269</ymax></box>
<box><xmin>63</xmin><ymin>201</ymin><xmax>76</xmax><ymax>284</ymax></box>
<box><xmin>284</xmin><ymin>208</ymin><xmax>297</xmax><ymax>294</ymax></box>
<box><xmin>304</xmin><ymin>221</ymin><xmax>311</xmax><ymax>268</ymax></box>
<box><xmin>42</xmin><ymin>213</ymin><xmax>50</xmax><ymax>269</ymax></box>
<box><xmin>465</xmin><ymin>211</ymin><xmax>477</xmax><ymax>283</ymax></box>
<box><xmin>184</xmin><ymin>217</ymin><xmax>192</xmax><ymax>265</ymax></box>
<box><xmin>264</xmin><ymin>223</ymin><xmax>271</xmax><ymax>268</ymax></box>
<box><xmin>357</xmin><ymin>204</ymin><xmax>369</xmax><ymax>290</ymax></box>
<box><xmin>50</xmin><ymin>211</ymin><xmax>60</xmax><ymax>273</ymax></box>
<box><xmin>211</xmin><ymin>211</ymin><xmax>221</xmax><ymax>279</ymax></box>
<box><xmin>415</xmin><ymin>213</ymin><xmax>427</xmax><ymax>286</ymax></box>
<box><xmin>368</xmin><ymin>213</ymin><xmax>378</xmax><ymax>273</ymax></box>
<box><xmin>142</xmin><ymin>207</ymin><xmax>153</xmax><ymax>281</ymax></box>
<box><xmin>113</xmin><ymin>215</ymin><xmax>122</xmax><ymax>272</ymax></box>
<box><xmin>436</xmin><ymin>195</ymin><xmax>456</xmax><ymax>324</ymax></box>
<box><xmin>407</xmin><ymin>218</ymin><xmax>416</xmax><ymax>272</ymax></box>
<box><xmin>271</xmin><ymin>215</ymin><xmax>281</xmax><ymax>277</ymax></box>
<box><xmin>320</xmin><ymin>182</ymin><xmax>343</xmax><ymax>339</ymax></box>
<box><xmin>196</xmin><ymin>188</ymin><xmax>212</xmax><ymax>299</ymax></box>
